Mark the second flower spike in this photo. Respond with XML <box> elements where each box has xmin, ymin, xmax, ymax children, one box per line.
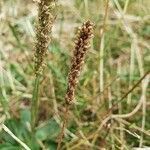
<box><xmin>65</xmin><ymin>21</ymin><xmax>94</xmax><ymax>105</ymax></box>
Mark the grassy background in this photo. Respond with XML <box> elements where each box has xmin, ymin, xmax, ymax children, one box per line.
<box><xmin>0</xmin><ymin>0</ymin><xmax>150</xmax><ymax>149</ymax></box>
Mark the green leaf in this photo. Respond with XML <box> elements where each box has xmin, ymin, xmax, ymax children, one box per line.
<box><xmin>20</xmin><ymin>109</ymin><xmax>31</xmax><ymax>123</ymax></box>
<box><xmin>46</xmin><ymin>141</ymin><xmax>57</xmax><ymax>150</ymax></box>
<box><xmin>0</xmin><ymin>143</ymin><xmax>21</xmax><ymax>150</ymax></box>
<box><xmin>35</xmin><ymin>119</ymin><xmax>60</xmax><ymax>141</ymax></box>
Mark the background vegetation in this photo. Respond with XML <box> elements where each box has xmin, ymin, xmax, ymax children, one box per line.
<box><xmin>0</xmin><ymin>0</ymin><xmax>150</xmax><ymax>149</ymax></box>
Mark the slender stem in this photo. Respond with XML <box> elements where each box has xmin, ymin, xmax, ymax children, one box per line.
<box><xmin>99</xmin><ymin>0</ymin><xmax>109</xmax><ymax>102</ymax></box>
<box><xmin>31</xmin><ymin>75</ymin><xmax>40</xmax><ymax>132</ymax></box>
<box><xmin>57</xmin><ymin>105</ymin><xmax>69</xmax><ymax>150</ymax></box>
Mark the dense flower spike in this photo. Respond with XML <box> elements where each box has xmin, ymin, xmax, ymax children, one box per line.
<box><xmin>34</xmin><ymin>0</ymin><xmax>56</xmax><ymax>76</ymax></box>
<box><xmin>57</xmin><ymin>21</ymin><xmax>94</xmax><ymax>150</ymax></box>
<box><xmin>65</xmin><ymin>21</ymin><xmax>94</xmax><ymax>104</ymax></box>
<box><xmin>31</xmin><ymin>0</ymin><xmax>56</xmax><ymax>132</ymax></box>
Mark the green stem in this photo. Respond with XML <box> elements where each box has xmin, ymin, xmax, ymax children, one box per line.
<box><xmin>31</xmin><ymin>75</ymin><xmax>40</xmax><ymax>132</ymax></box>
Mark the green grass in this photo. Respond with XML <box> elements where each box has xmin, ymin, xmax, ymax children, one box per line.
<box><xmin>0</xmin><ymin>0</ymin><xmax>150</xmax><ymax>149</ymax></box>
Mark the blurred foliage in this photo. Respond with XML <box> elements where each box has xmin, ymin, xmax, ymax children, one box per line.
<box><xmin>0</xmin><ymin>0</ymin><xmax>150</xmax><ymax>149</ymax></box>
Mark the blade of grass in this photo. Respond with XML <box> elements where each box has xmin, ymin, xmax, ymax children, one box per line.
<box><xmin>99</xmin><ymin>0</ymin><xmax>109</xmax><ymax>102</ymax></box>
<box><xmin>2</xmin><ymin>124</ymin><xmax>31</xmax><ymax>150</ymax></box>
<box><xmin>0</xmin><ymin>65</ymin><xmax>9</xmax><ymax>116</ymax></box>
<box><xmin>8</xmin><ymin>22</ymin><xmax>33</xmax><ymax>69</ymax></box>
<box><xmin>117</xmin><ymin>61</ymin><xmax>125</xmax><ymax>150</ymax></box>
<box><xmin>31</xmin><ymin>75</ymin><xmax>40</xmax><ymax>132</ymax></box>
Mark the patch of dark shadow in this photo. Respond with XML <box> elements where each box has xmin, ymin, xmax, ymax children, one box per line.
<box><xmin>82</xmin><ymin>107</ymin><xmax>97</xmax><ymax>122</ymax></box>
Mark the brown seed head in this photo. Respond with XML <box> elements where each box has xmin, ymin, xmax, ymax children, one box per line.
<box><xmin>65</xmin><ymin>20</ymin><xmax>94</xmax><ymax>105</ymax></box>
<box><xmin>34</xmin><ymin>0</ymin><xmax>56</xmax><ymax>76</ymax></box>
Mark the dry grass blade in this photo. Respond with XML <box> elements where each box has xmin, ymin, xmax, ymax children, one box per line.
<box><xmin>2</xmin><ymin>124</ymin><xmax>31</xmax><ymax>150</ymax></box>
<box><xmin>0</xmin><ymin>0</ymin><xmax>149</xmax><ymax>149</ymax></box>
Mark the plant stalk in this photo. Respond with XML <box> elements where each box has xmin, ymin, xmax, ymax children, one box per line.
<box><xmin>31</xmin><ymin>75</ymin><xmax>40</xmax><ymax>132</ymax></box>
